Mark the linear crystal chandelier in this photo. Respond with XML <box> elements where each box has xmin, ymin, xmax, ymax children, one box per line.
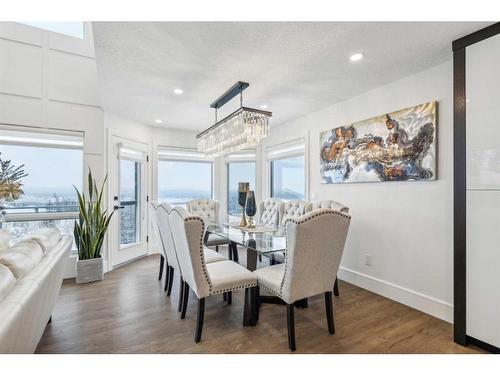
<box><xmin>197</xmin><ymin>82</ymin><xmax>272</xmax><ymax>156</ymax></box>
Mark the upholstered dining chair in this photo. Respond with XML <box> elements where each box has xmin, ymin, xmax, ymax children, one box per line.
<box><xmin>149</xmin><ymin>201</ymin><xmax>166</xmax><ymax>282</ymax></box>
<box><xmin>257</xmin><ymin>198</ymin><xmax>283</xmax><ymax>230</ymax></box>
<box><xmin>266</xmin><ymin>199</ymin><xmax>307</xmax><ymax>266</ymax></box>
<box><xmin>306</xmin><ymin>200</ymin><xmax>350</xmax><ymax>296</ymax></box>
<box><xmin>187</xmin><ymin>199</ymin><xmax>234</xmax><ymax>259</ymax></box>
<box><xmin>169</xmin><ymin>206</ymin><xmax>258</xmax><ymax>343</ymax></box>
<box><xmin>254</xmin><ymin>208</ymin><xmax>351</xmax><ymax>351</ymax></box>
<box><xmin>306</xmin><ymin>200</ymin><xmax>349</xmax><ymax>214</ymax></box>
<box><xmin>157</xmin><ymin>203</ymin><xmax>225</xmax><ymax>311</ymax></box>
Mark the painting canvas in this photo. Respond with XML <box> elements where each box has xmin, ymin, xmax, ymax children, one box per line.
<box><xmin>320</xmin><ymin>101</ymin><xmax>437</xmax><ymax>184</ymax></box>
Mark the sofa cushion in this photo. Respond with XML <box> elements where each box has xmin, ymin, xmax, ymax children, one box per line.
<box><xmin>0</xmin><ymin>264</ymin><xmax>16</xmax><ymax>302</ymax></box>
<box><xmin>8</xmin><ymin>240</ymin><xmax>44</xmax><ymax>264</ymax></box>
<box><xmin>0</xmin><ymin>229</ymin><xmax>10</xmax><ymax>252</ymax></box>
<box><xmin>0</xmin><ymin>240</ymin><xmax>43</xmax><ymax>279</ymax></box>
<box><xmin>26</xmin><ymin>227</ymin><xmax>62</xmax><ymax>253</ymax></box>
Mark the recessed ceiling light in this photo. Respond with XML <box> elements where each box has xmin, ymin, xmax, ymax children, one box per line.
<box><xmin>155</xmin><ymin>119</ymin><xmax>163</xmax><ymax>124</ymax></box>
<box><xmin>173</xmin><ymin>88</ymin><xmax>184</xmax><ymax>95</ymax></box>
<box><xmin>260</xmin><ymin>104</ymin><xmax>268</xmax><ymax>109</ymax></box>
<box><xmin>350</xmin><ymin>53</ymin><xmax>364</xmax><ymax>62</ymax></box>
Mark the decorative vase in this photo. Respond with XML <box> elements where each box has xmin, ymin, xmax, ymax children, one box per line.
<box><xmin>76</xmin><ymin>257</ymin><xmax>104</xmax><ymax>284</ymax></box>
<box><xmin>238</xmin><ymin>182</ymin><xmax>249</xmax><ymax>227</ymax></box>
<box><xmin>245</xmin><ymin>190</ymin><xmax>257</xmax><ymax>228</ymax></box>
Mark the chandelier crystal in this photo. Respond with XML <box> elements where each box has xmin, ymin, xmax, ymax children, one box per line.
<box><xmin>197</xmin><ymin>82</ymin><xmax>271</xmax><ymax>156</ymax></box>
<box><xmin>197</xmin><ymin>108</ymin><xmax>270</xmax><ymax>156</ymax></box>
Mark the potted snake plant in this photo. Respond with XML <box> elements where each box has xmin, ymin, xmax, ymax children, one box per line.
<box><xmin>74</xmin><ymin>170</ymin><xmax>116</xmax><ymax>283</ymax></box>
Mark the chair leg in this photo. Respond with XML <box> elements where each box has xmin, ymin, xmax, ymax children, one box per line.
<box><xmin>334</xmin><ymin>277</ymin><xmax>339</xmax><ymax>297</ymax></box>
<box><xmin>228</xmin><ymin>245</ymin><xmax>233</xmax><ymax>261</ymax></box>
<box><xmin>250</xmin><ymin>286</ymin><xmax>258</xmax><ymax>325</ymax></box>
<box><xmin>181</xmin><ymin>282</ymin><xmax>189</xmax><ymax>319</ymax></box>
<box><xmin>215</xmin><ymin>245</ymin><xmax>219</xmax><ymax>253</ymax></box>
<box><xmin>167</xmin><ymin>267</ymin><xmax>174</xmax><ymax>296</ymax></box>
<box><xmin>158</xmin><ymin>254</ymin><xmax>164</xmax><ymax>280</ymax></box>
<box><xmin>164</xmin><ymin>264</ymin><xmax>170</xmax><ymax>292</ymax></box>
<box><xmin>194</xmin><ymin>298</ymin><xmax>205</xmax><ymax>343</ymax></box>
<box><xmin>232</xmin><ymin>244</ymin><xmax>239</xmax><ymax>263</ymax></box>
<box><xmin>287</xmin><ymin>304</ymin><xmax>296</xmax><ymax>351</ymax></box>
<box><xmin>178</xmin><ymin>276</ymin><xmax>184</xmax><ymax>312</ymax></box>
<box><xmin>258</xmin><ymin>254</ymin><xmax>262</xmax><ymax>262</ymax></box>
<box><xmin>325</xmin><ymin>291</ymin><xmax>335</xmax><ymax>335</ymax></box>
<box><xmin>227</xmin><ymin>291</ymin><xmax>232</xmax><ymax>305</ymax></box>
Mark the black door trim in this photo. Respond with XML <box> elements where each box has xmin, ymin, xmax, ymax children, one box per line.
<box><xmin>453</xmin><ymin>22</ymin><xmax>500</xmax><ymax>351</ymax></box>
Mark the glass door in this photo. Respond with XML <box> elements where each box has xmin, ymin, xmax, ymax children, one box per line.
<box><xmin>109</xmin><ymin>135</ymin><xmax>148</xmax><ymax>267</ymax></box>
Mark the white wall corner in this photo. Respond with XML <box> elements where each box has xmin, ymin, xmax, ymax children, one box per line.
<box><xmin>338</xmin><ymin>266</ymin><xmax>453</xmax><ymax>323</ymax></box>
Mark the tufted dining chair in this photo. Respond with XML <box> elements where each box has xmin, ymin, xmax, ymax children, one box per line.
<box><xmin>278</xmin><ymin>200</ymin><xmax>308</xmax><ymax>235</ymax></box>
<box><xmin>254</xmin><ymin>209</ymin><xmax>351</xmax><ymax>351</ymax></box>
<box><xmin>306</xmin><ymin>200</ymin><xmax>349</xmax><ymax>296</ymax></box>
<box><xmin>169</xmin><ymin>207</ymin><xmax>258</xmax><ymax>342</ymax></box>
<box><xmin>187</xmin><ymin>199</ymin><xmax>232</xmax><ymax>257</ymax></box>
<box><xmin>149</xmin><ymin>201</ymin><xmax>167</xmax><ymax>283</ymax></box>
<box><xmin>157</xmin><ymin>204</ymin><xmax>224</xmax><ymax>311</ymax></box>
<box><xmin>257</xmin><ymin>198</ymin><xmax>283</xmax><ymax>230</ymax></box>
<box><xmin>306</xmin><ymin>200</ymin><xmax>349</xmax><ymax>214</ymax></box>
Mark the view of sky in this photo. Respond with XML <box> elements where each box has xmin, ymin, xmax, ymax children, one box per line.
<box><xmin>272</xmin><ymin>156</ymin><xmax>305</xmax><ymax>198</ymax></box>
<box><xmin>20</xmin><ymin>22</ymin><xmax>84</xmax><ymax>38</ymax></box>
<box><xmin>158</xmin><ymin>160</ymin><xmax>212</xmax><ymax>193</ymax></box>
<box><xmin>0</xmin><ymin>144</ymin><xmax>83</xmax><ymax>194</ymax></box>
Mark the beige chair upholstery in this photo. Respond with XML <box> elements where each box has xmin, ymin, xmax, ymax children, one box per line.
<box><xmin>258</xmin><ymin>198</ymin><xmax>283</xmax><ymax>229</ymax></box>
<box><xmin>256</xmin><ymin>209</ymin><xmax>350</xmax><ymax>303</ymax></box>
<box><xmin>187</xmin><ymin>199</ymin><xmax>219</xmax><ymax>224</ymax></box>
<box><xmin>278</xmin><ymin>199</ymin><xmax>308</xmax><ymax>235</ymax></box>
<box><xmin>306</xmin><ymin>200</ymin><xmax>349</xmax><ymax>214</ymax></box>
<box><xmin>169</xmin><ymin>207</ymin><xmax>257</xmax><ymax>342</ymax></box>
<box><xmin>187</xmin><ymin>199</ymin><xmax>230</xmax><ymax>248</ymax></box>
<box><xmin>254</xmin><ymin>209</ymin><xmax>351</xmax><ymax>351</ymax></box>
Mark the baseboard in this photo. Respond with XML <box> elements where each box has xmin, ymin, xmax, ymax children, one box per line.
<box><xmin>337</xmin><ymin>266</ymin><xmax>453</xmax><ymax>323</ymax></box>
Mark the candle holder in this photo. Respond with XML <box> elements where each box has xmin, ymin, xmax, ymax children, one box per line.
<box><xmin>238</xmin><ymin>182</ymin><xmax>249</xmax><ymax>227</ymax></box>
<box><xmin>245</xmin><ymin>190</ymin><xmax>257</xmax><ymax>228</ymax></box>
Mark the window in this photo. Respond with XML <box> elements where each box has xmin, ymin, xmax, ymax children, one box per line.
<box><xmin>0</xmin><ymin>129</ymin><xmax>83</xmax><ymax>244</ymax></box>
<box><xmin>19</xmin><ymin>22</ymin><xmax>85</xmax><ymax>39</ymax></box>
<box><xmin>271</xmin><ymin>156</ymin><xmax>305</xmax><ymax>200</ymax></box>
<box><xmin>157</xmin><ymin>147</ymin><xmax>213</xmax><ymax>207</ymax></box>
<box><xmin>227</xmin><ymin>162</ymin><xmax>256</xmax><ymax>216</ymax></box>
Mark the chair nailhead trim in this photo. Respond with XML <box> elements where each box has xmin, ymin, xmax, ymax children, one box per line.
<box><xmin>185</xmin><ymin>216</ymin><xmax>213</xmax><ymax>290</ymax></box>
<box><xmin>210</xmin><ymin>282</ymin><xmax>258</xmax><ymax>296</ymax></box>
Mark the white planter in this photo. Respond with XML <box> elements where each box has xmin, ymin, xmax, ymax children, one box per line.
<box><xmin>76</xmin><ymin>257</ymin><xmax>103</xmax><ymax>284</ymax></box>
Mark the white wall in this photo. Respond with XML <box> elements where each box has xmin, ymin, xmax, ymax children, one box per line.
<box><xmin>0</xmin><ymin>22</ymin><xmax>105</xmax><ymax>278</ymax></box>
<box><xmin>261</xmin><ymin>61</ymin><xmax>454</xmax><ymax>322</ymax></box>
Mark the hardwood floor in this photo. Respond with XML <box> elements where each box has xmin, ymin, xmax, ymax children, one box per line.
<box><xmin>36</xmin><ymin>252</ymin><xmax>484</xmax><ymax>354</ymax></box>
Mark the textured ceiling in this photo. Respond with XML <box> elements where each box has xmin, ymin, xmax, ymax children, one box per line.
<box><xmin>92</xmin><ymin>22</ymin><xmax>489</xmax><ymax>131</ymax></box>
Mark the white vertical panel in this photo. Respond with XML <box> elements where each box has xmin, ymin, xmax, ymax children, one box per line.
<box><xmin>466</xmin><ymin>33</ymin><xmax>500</xmax><ymax>347</ymax></box>
<box><xmin>0</xmin><ymin>39</ymin><xmax>42</xmax><ymax>98</ymax></box>
<box><xmin>48</xmin><ymin>50</ymin><xmax>100</xmax><ymax>106</ymax></box>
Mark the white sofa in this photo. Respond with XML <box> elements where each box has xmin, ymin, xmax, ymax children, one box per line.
<box><xmin>0</xmin><ymin>227</ymin><xmax>71</xmax><ymax>353</ymax></box>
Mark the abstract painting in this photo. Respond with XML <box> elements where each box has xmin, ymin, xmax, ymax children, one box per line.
<box><xmin>320</xmin><ymin>101</ymin><xmax>437</xmax><ymax>184</ymax></box>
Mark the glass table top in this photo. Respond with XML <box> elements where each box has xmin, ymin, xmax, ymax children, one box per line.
<box><xmin>207</xmin><ymin>223</ymin><xmax>286</xmax><ymax>254</ymax></box>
